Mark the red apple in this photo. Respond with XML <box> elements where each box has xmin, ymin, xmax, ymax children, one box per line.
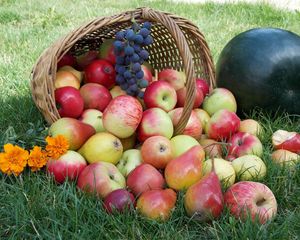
<box><xmin>199</xmin><ymin>138</ymin><xmax>222</xmax><ymax>158</ymax></box>
<box><xmin>142</xmin><ymin>64</ymin><xmax>153</xmax><ymax>84</ymax></box>
<box><xmin>57</xmin><ymin>53</ymin><xmax>76</xmax><ymax>68</ymax></box>
<box><xmin>76</xmin><ymin>50</ymin><xmax>99</xmax><ymax>70</ymax></box>
<box><xmin>103</xmin><ymin>189</ymin><xmax>135</xmax><ymax>213</ymax></box>
<box><xmin>84</xmin><ymin>59</ymin><xmax>116</xmax><ymax>89</ymax></box>
<box><xmin>168</xmin><ymin>108</ymin><xmax>202</xmax><ymax>139</ymax></box>
<box><xmin>227</xmin><ymin>132</ymin><xmax>263</xmax><ymax>158</ymax></box>
<box><xmin>196</xmin><ymin>78</ymin><xmax>210</xmax><ymax>97</ymax></box>
<box><xmin>126</xmin><ymin>163</ymin><xmax>165</xmax><ymax>196</ymax></box>
<box><xmin>272</xmin><ymin>129</ymin><xmax>300</xmax><ymax>154</ymax></box>
<box><xmin>158</xmin><ymin>69</ymin><xmax>186</xmax><ymax>90</ymax></box>
<box><xmin>47</xmin><ymin>150</ymin><xmax>87</xmax><ymax>184</ymax></box>
<box><xmin>176</xmin><ymin>86</ymin><xmax>204</xmax><ymax>108</ymax></box>
<box><xmin>144</xmin><ymin>81</ymin><xmax>177</xmax><ymax>112</ymax></box>
<box><xmin>77</xmin><ymin>162</ymin><xmax>125</xmax><ymax>198</ymax></box>
<box><xmin>55</xmin><ymin>86</ymin><xmax>84</xmax><ymax>118</ymax></box>
<box><xmin>224</xmin><ymin>181</ymin><xmax>277</xmax><ymax>224</ymax></box>
<box><xmin>79</xmin><ymin>83</ymin><xmax>112</xmax><ymax>111</ymax></box>
<box><xmin>205</xmin><ymin>109</ymin><xmax>240</xmax><ymax>141</ymax></box>
<box><xmin>137</xmin><ymin>108</ymin><xmax>174</xmax><ymax>142</ymax></box>
<box><xmin>103</xmin><ymin>95</ymin><xmax>143</xmax><ymax>138</ymax></box>
<box><xmin>271</xmin><ymin>149</ymin><xmax>300</xmax><ymax>167</ymax></box>
<box><xmin>98</xmin><ymin>39</ymin><xmax>116</xmax><ymax>65</ymax></box>
<box><xmin>141</xmin><ymin>136</ymin><xmax>173</xmax><ymax>169</ymax></box>
<box><xmin>136</xmin><ymin>189</ymin><xmax>177</xmax><ymax>221</ymax></box>
<box><xmin>54</xmin><ymin>71</ymin><xmax>80</xmax><ymax>89</ymax></box>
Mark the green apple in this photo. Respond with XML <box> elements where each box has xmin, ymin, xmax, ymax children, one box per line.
<box><xmin>117</xmin><ymin>149</ymin><xmax>142</xmax><ymax>177</ymax></box>
<box><xmin>79</xmin><ymin>109</ymin><xmax>105</xmax><ymax>133</ymax></box>
<box><xmin>170</xmin><ymin>135</ymin><xmax>199</xmax><ymax>158</ymax></box>
<box><xmin>203</xmin><ymin>158</ymin><xmax>236</xmax><ymax>188</ymax></box>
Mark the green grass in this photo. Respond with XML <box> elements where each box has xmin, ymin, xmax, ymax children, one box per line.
<box><xmin>0</xmin><ymin>0</ymin><xmax>300</xmax><ymax>239</ymax></box>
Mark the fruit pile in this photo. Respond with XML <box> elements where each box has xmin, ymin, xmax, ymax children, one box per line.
<box><xmin>32</xmin><ymin>21</ymin><xmax>300</xmax><ymax>224</ymax></box>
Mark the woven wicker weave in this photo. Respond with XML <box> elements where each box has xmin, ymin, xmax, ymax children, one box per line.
<box><xmin>31</xmin><ymin>7</ymin><xmax>216</xmax><ymax>135</ymax></box>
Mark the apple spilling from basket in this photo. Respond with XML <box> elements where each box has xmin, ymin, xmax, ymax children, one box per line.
<box><xmin>46</xmin><ymin>21</ymin><xmax>300</xmax><ymax>224</ymax></box>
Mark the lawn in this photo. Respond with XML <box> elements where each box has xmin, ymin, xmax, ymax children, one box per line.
<box><xmin>0</xmin><ymin>0</ymin><xmax>300</xmax><ymax>239</ymax></box>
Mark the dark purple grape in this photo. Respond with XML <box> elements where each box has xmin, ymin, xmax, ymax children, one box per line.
<box><xmin>120</xmin><ymin>83</ymin><xmax>129</xmax><ymax>90</ymax></box>
<box><xmin>130</xmin><ymin>53</ymin><xmax>140</xmax><ymax>63</ymax></box>
<box><xmin>139</xmin><ymin>28</ymin><xmax>150</xmax><ymax>38</ymax></box>
<box><xmin>131</xmin><ymin>22</ymin><xmax>140</xmax><ymax>32</ymax></box>
<box><xmin>113</xmin><ymin>40</ymin><xmax>124</xmax><ymax>51</ymax></box>
<box><xmin>116</xmin><ymin>65</ymin><xmax>126</xmax><ymax>74</ymax></box>
<box><xmin>132</xmin><ymin>62</ymin><xmax>141</xmax><ymax>72</ymax></box>
<box><xmin>143</xmin><ymin>36</ymin><xmax>153</xmax><ymax>46</ymax></box>
<box><xmin>139</xmin><ymin>49</ymin><xmax>149</xmax><ymax>60</ymax></box>
<box><xmin>124</xmin><ymin>70</ymin><xmax>132</xmax><ymax>79</ymax></box>
<box><xmin>142</xmin><ymin>22</ymin><xmax>151</xmax><ymax>30</ymax></box>
<box><xmin>128</xmin><ymin>78</ymin><xmax>136</xmax><ymax>85</ymax></box>
<box><xmin>134</xmin><ymin>34</ymin><xmax>144</xmax><ymax>44</ymax></box>
<box><xmin>139</xmin><ymin>79</ymin><xmax>149</xmax><ymax>88</ymax></box>
<box><xmin>138</xmin><ymin>90</ymin><xmax>144</xmax><ymax>98</ymax></box>
<box><xmin>116</xmin><ymin>75</ymin><xmax>125</xmax><ymax>84</ymax></box>
<box><xmin>116</xmin><ymin>31</ymin><xmax>125</xmax><ymax>40</ymax></box>
<box><xmin>125</xmin><ymin>46</ymin><xmax>134</xmax><ymax>56</ymax></box>
<box><xmin>125</xmin><ymin>29</ymin><xmax>135</xmax><ymax>41</ymax></box>
<box><xmin>124</xmin><ymin>56</ymin><xmax>131</xmax><ymax>65</ymax></box>
<box><xmin>116</xmin><ymin>56</ymin><xmax>124</xmax><ymax>65</ymax></box>
<box><xmin>126</xmin><ymin>89</ymin><xmax>135</xmax><ymax>96</ymax></box>
<box><xmin>133</xmin><ymin>44</ymin><xmax>142</xmax><ymax>53</ymax></box>
<box><xmin>129</xmin><ymin>84</ymin><xmax>138</xmax><ymax>92</ymax></box>
<box><xmin>136</xmin><ymin>70</ymin><xmax>144</xmax><ymax>79</ymax></box>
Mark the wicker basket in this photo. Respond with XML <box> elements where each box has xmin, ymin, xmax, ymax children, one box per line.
<box><xmin>31</xmin><ymin>7</ymin><xmax>216</xmax><ymax>135</ymax></box>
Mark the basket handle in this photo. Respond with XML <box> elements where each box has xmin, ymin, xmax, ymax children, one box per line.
<box><xmin>141</xmin><ymin>7</ymin><xmax>196</xmax><ymax>135</ymax></box>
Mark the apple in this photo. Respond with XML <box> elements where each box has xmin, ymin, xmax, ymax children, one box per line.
<box><xmin>46</xmin><ymin>150</ymin><xmax>87</xmax><ymax>184</ymax></box>
<box><xmin>48</xmin><ymin>118</ymin><xmax>95</xmax><ymax>150</ymax></box>
<box><xmin>239</xmin><ymin>119</ymin><xmax>263</xmax><ymax>137</ymax></box>
<box><xmin>168</xmin><ymin>108</ymin><xmax>202</xmax><ymax>139</ymax></box>
<box><xmin>136</xmin><ymin>189</ymin><xmax>177</xmax><ymax>221</ymax></box>
<box><xmin>103</xmin><ymin>189</ymin><xmax>135</xmax><ymax>214</ymax></box>
<box><xmin>110</xmin><ymin>85</ymin><xmax>127</xmax><ymax>98</ymax></box>
<box><xmin>119</xmin><ymin>133</ymin><xmax>137</xmax><ymax>151</ymax></box>
<box><xmin>194</xmin><ymin>109</ymin><xmax>210</xmax><ymax>134</ymax></box>
<box><xmin>232</xmin><ymin>155</ymin><xmax>267</xmax><ymax>181</ymax></box>
<box><xmin>84</xmin><ymin>59</ymin><xmax>116</xmax><ymax>89</ymax></box>
<box><xmin>143</xmin><ymin>81</ymin><xmax>177</xmax><ymax>112</ymax></box>
<box><xmin>170</xmin><ymin>135</ymin><xmax>200</xmax><ymax>158</ymax></box>
<box><xmin>165</xmin><ymin>145</ymin><xmax>204</xmax><ymax>190</ymax></box>
<box><xmin>272</xmin><ymin>129</ymin><xmax>300</xmax><ymax>154</ymax></box>
<box><xmin>142</xmin><ymin>64</ymin><xmax>153</xmax><ymax>84</ymax></box>
<box><xmin>98</xmin><ymin>39</ymin><xmax>116</xmax><ymax>65</ymax></box>
<box><xmin>205</xmin><ymin>109</ymin><xmax>240</xmax><ymax>141</ymax></box>
<box><xmin>143</xmin><ymin>61</ymin><xmax>155</xmax><ymax>75</ymax></box>
<box><xmin>176</xmin><ymin>86</ymin><xmax>204</xmax><ymax>108</ymax></box>
<box><xmin>55</xmin><ymin>86</ymin><xmax>84</xmax><ymax>118</ymax></box>
<box><xmin>141</xmin><ymin>136</ymin><xmax>173</xmax><ymax>169</ymax></box>
<box><xmin>227</xmin><ymin>132</ymin><xmax>263</xmax><ymax>158</ymax></box>
<box><xmin>271</xmin><ymin>149</ymin><xmax>300</xmax><ymax>167</ymax></box>
<box><xmin>77</xmin><ymin>162</ymin><xmax>125</xmax><ymax>198</ymax></box>
<box><xmin>196</xmin><ymin>78</ymin><xmax>210</xmax><ymax>97</ymax></box>
<box><xmin>203</xmin><ymin>88</ymin><xmax>237</xmax><ymax>115</ymax></box>
<box><xmin>126</xmin><ymin>163</ymin><xmax>165</xmax><ymax>196</ymax></box>
<box><xmin>58</xmin><ymin>65</ymin><xmax>83</xmax><ymax>83</ymax></box>
<box><xmin>57</xmin><ymin>53</ymin><xmax>76</xmax><ymax>68</ymax></box>
<box><xmin>199</xmin><ymin>138</ymin><xmax>222</xmax><ymax>158</ymax></box>
<box><xmin>79</xmin><ymin>109</ymin><xmax>105</xmax><ymax>133</ymax></box>
<box><xmin>137</xmin><ymin>108</ymin><xmax>174</xmax><ymax>142</ymax></box>
<box><xmin>103</xmin><ymin>95</ymin><xmax>143</xmax><ymax>138</ymax></box>
<box><xmin>79</xmin><ymin>83</ymin><xmax>112</xmax><ymax>111</ymax></box>
<box><xmin>158</xmin><ymin>69</ymin><xmax>186</xmax><ymax>90</ymax></box>
<box><xmin>203</xmin><ymin>158</ymin><xmax>236</xmax><ymax>188</ymax></box>
<box><xmin>224</xmin><ymin>181</ymin><xmax>277</xmax><ymax>224</ymax></box>
<box><xmin>117</xmin><ymin>149</ymin><xmax>142</xmax><ymax>177</ymax></box>
<box><xmin>78</xmin><ymin>132</ymin><xmax>123</xmax><ymax>165</ymax></box>
<box><xmin>76</xmin><ymin>50</ymin><xmax>98</xmax><ymax>70</ymax></box>
<box><xmin>54</xmin><ymin>70</ymin><xmax>80</xmax><ymax>89</ymax></box>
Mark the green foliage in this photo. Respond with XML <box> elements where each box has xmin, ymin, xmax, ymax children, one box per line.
<box><xmin>0</xmin><ymin>1</ymin><xmax>299</xmax><ymax>239</ymax></box>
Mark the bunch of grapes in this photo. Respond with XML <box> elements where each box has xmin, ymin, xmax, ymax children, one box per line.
<box><xmin>113</xmin><ymin>21</ymin><xmax>153</xmax><ymax>98</ymax></box>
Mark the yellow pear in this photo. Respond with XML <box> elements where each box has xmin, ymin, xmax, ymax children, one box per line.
<box><xmin>78</xmin><ymin>132</ymin><xmax>123</xmax><ymax>165</ymax></box>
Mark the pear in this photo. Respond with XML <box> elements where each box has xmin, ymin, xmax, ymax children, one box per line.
<box><xmin>184</xmin><ymin>158</ymin><xmax>223</xmax><ymax>221</ymax></box>
<box><xmin>48</xmin><ymin>117</ymin><xmax>95</xmax><ymax>150</ymax></box>
<box><xmin>165</xmin><ymin>145</ymin><xmax>205</xmax><ymax>190</ymax></box>
<box><xmin>78</xmin><ymin>132</ymin><xmax>123</xmax><ymax>165</ymax></box>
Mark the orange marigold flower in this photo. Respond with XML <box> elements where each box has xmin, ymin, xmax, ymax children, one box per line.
<box><xmin>45</xmin><ymin>135</ymin><xmax>69</xmax><ymax>159</ymax></box>
<box><xmin>28</xmin><ymin>146</ymin><xmax>49</xmax><ymax>172</ymax></box>
<box><xmin>0</xmin><ymin>144</ymin><xmax>29</xmax><ymax>176</ymax></box>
